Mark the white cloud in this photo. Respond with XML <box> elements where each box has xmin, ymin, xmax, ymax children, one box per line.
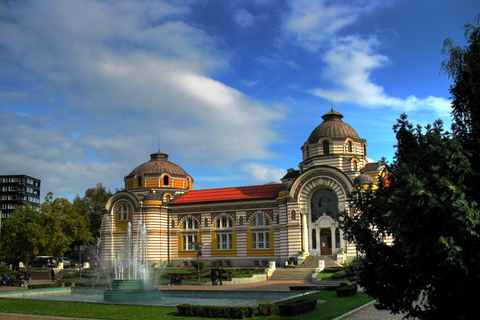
<box><xmin>282</xmin><ymin>0</ymin><xmax>387</xmax><ymax>52</ymax></box>
<box><xmin>240</xmin><ymin>162</ymin><xmax>286</xmax><ymax>185</ymax></box>
<box><xmin>0</xmin><ymin>0</ymin><xmax>287</xmax><ymax>199</ymax></box>
<box><xmin>235</xmin><ymin>8</ymin><xmax>255</xmax><ymax>28</ymax></box>
<box><xmin>311</xmin><ymin>35</ymin><xmax>451</xmax><ymax>116</ymax></box>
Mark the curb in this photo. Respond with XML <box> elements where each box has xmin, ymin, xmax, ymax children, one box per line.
<box><xmin>332</xmin><ymin>300</ymin><xmax>376</xmax><ymax>320</ymax></box>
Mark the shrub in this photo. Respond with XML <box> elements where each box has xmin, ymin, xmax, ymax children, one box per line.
<box><xmin>64</xmin><ymin>281</ymin><xmax>72</xmax><ymax>287</ymax></box>
<box><xmin>177</xmin><ymin>304</ymin><xmax>255</xmax><ymax>318</ymax></box>
<box><xmin>193</xmin><ymin>261</ymin><xmax>205</xmax><ymax>271</ymax></box>
<box><xmin>278</xmin><ymin>297</ymin><xmax>317</xmax><ymax>316</ymax></box>
<box><xmin>336</xmin><ymin>284</ymin><xmax>358</xmax><ymax>297</ymax></box>
<box><xmin>331</xmin><ymin>270</ymin><xmax>347</xmax><ymax>279</ymax></box>
<box><xmin>27</xmin><ymin>283</ymin><xmax>63</xmax><ymax>289</ymax></box>
<box><xmin>257</xmin><ymin>302</ymin><xmax>275</xmax><ymax>316</ymax></box>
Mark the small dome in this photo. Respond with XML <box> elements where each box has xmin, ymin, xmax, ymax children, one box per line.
<box><xmin>143</xmin><ymin>190</ymin><xmax>161</xmax><ymax>201</ymax></box>
<box><xmin>308</xmin><ymin>110</ymin><xmax>360</xmax><ymax>142</ymax></box>
<box><xmin>354</xmin><ymin>172</ymin><xmax>374</xmax><ymax>186</ymax></box>
<box><xmin>128</xmin><ymin>152</ymin><xmax>188</xmax><ymax>178</ymax></box>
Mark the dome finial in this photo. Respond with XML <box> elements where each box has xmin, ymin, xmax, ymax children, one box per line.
<box><xmin>331</xmin><ymin>95</ymin><xmax>333</xmax><ymax>111</ymax></box>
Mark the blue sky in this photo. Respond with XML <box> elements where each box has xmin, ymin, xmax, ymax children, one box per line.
<box><xmin>0</xmin><ymin>0</ymin><xmax>478</xmax><ymax>201</ymax></box>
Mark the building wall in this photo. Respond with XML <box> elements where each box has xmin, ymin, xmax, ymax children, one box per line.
<box><xmin>0</xmin><ymin>175</ymin><xmax>41</xmax><ymax>220</ymax></box>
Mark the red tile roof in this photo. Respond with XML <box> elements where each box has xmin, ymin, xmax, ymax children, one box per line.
<box><xmin>170</xmin><ymin>184</ymin><xmax>283</xmax><ymax>205</ymax></box>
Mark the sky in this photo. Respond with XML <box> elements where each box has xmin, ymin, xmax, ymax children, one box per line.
<box><xmin>0</xmin><ymin>0</ymin><xmax>478</xmax><ymax>201</ymax></box>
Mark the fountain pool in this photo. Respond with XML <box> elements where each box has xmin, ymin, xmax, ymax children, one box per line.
<box><xmin>0</xmin><ymin>288</ymin><xmax>304</xmax><ymax>307</ymax></box>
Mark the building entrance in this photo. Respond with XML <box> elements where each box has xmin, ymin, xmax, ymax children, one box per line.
<box><xmin>320</xmin><ymin>229</ymin><xmax>332</xmax><ymax>255</ymax></box>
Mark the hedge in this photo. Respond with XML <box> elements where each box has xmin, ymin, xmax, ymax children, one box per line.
<box><xmin>257</xmin><ymin>302</ymin><xmax>275</xmax><ymax>316</ymax></box>
<box><xmin>278</xmin><ymin>296</ymin><xmax>317</xmax><ymax>316</ymax></box>
<box><xmin>27</xmin><ymin>283</ymin><xmax>63</xmax><ymax>289</ymax></box>
<box><xmin>177</xmin><ymin>304</ymin><xmax>255</xmax><ymax>319</ymax></box>
<box><xmin>336</xmin><ymin>284</ymin><xmax>358</xmax><ymax>297</ymax></box>
<box><xmin>74</xmin><ymin>282</ymin><xmax>110</xmax><ymax>287</ymax></box>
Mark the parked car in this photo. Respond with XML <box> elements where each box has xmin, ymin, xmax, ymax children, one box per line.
<box><xmin>56</xmin><ymin>257</ymin><xmax>71</xmax><ymax>268</ymax></box>
<box><xmin>70</xmin><ymin>260</ymin><xmax>81</xmax><ymax>268</ymax></box>
<box><xmin>29</xmin><ymin>256</ymin><xmax>57</xmax><ymax>268</ymax></box>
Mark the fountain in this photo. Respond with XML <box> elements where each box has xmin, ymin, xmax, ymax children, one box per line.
<box><xmin>102</xmin><ymin>217</ymin><xmax>161</xmax><ymax>301</ymax></box>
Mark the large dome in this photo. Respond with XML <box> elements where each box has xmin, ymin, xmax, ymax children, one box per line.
<box><xmin>308</xmin><ymin>110</ymin><xmax>360</xmax><ymax>142</ymax></box>
<box><xmin>128</xmin><ymin>152</ymin><xmax>188</xmax><ymax>177</ymax></box>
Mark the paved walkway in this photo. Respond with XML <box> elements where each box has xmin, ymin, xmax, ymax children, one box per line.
<box><xmin>0</xmin><ymin>279</ymin><xmax>409</xmax><ymax>319</ymax></box>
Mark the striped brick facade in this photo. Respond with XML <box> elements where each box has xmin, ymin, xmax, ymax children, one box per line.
<box><xmin>101</xmin><ymin>109</ymin><xmax>383</xmax><ymax>267</ymax></box>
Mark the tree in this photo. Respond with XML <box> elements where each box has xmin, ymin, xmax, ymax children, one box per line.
<box><xmin>73</xmin><ymin>182</ymin><xmax>112</xmax><ymax>240</ymax></box>
<box><xmin>341</xmin><ymin>16</ymin><xmax>480</xmax><ymax>319</ymax></box>
<box><xmin>0</xmin><ymin>204</ymin><xmax>43</xmax><ymax>266</ymax></box>
<box><xmin>39</xmin><ymin>192</ymin><xmax>94</xmax><ymax>257</ymax></box>
<box><xmin>441</xmin><ymin>14</ymin><xmax>480</xmax><ymax>143</ymax></box>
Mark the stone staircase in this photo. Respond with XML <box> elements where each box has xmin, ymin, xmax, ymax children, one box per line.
<box><xmin>268</xmin><ymin>268</ymin><xmax>315</xmax><ymax>282</ymax></box>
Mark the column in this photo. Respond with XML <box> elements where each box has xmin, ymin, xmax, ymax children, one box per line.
<box><xmin>331</xmin><ymin>226</ymin><xmax>336</xmax><ymax>252</ymax></box>
<box><xmin>302</xmin><ymin>211</ymin><xmax>308</xmax><ymax>253</ymax></box>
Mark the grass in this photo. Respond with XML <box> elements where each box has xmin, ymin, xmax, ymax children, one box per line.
<box><xmin>0</xmin><ymin>291</ymin><xmax>373</xmax><ymax>319</ymax></box>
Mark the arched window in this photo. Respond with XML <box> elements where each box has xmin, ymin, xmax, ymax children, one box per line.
<box><xmin>114</xmin><ymin>201</ymin><xmax>132</xmax><ymax>220</ymax></box>
<box><xmin>363</xmin><ymin>144</ymin><xmax>367</xmax><ymax>156</ymax></box>
<box><xmin>216</xmin><ymin>216</ymin><xmax>233</xmax><ymax>228</ymax></box>
<box><xmin>163</xmin><ymin>175</ymin><xmax>169</xmax><ymax>186</ymax></box>
<box><xmin>182</xmin><ymin>218</ymin><xmax>198</xmax><ymax>230</ymax></box>
<box><xmin>240</xmin><ymin>217</ymin><xmax>244</xmax><ymax>225</ymax></box>
<box><xmin>137</xmin><ymin>176</ymin><xmax>142</xmax><ymax>188</ymax></box>
<box><xmin>353</xmin><ymin>160</ymin><xmax>358</xmax><ymax>171</ymax></box>
<box><xmin>165</xmin><ymin>194</ymin><xmax>171</xmax><ymax>203</ymax></box>
<box><xmin>204</xmin><ymin>218</ymin><xmax>208</xmax><ymax>227</ymax></box>
<box><xmin>323</xmin><ymin>140</ymin><xmax>330</xmax><ymax>155</ymax></box>
<box><xmin>291</xmin><ymin>210</ymin><xmax>296</xmax><ymax>220</ymax></box>
<box><xmin>348</xmin><ymin>140</ymin><xmax>353</xmax><ymax>152</ymax></box>
<box><xmin>171</xmin><ymin>219</ymin><xmax>175</xmax><ymax>228</ymax></box>
<box><xmin>252</xmin><ymin>214</ymin><xmax>269</xmax><ymax>227</ymax></box>
<box><xmin>311</xmin><ymin>188</ymin><xmax>339</xmax><ymax>222</ymax></box>
<box><xmin>306</xmin><ymin>145</ymin><xmax>310</xmax><ymax>157</ymax></box>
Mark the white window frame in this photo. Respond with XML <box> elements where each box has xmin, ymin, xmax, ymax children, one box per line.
<box><xmin>252</xmin><ymin>214</ymin><xmax>269</xmax><ymax>227</ymax></box>
<box><xmin>183</xmin><ymin>218</ymin><xmax>198</xmax><ymax>230</ymax></box>
<box><xmin>252</xmin><ymin>231</ymin><xmax>270</xmax><ymax>249</ymax></box>
<box><xmin>216</xmin><ymin>233</ymin><xmax>232</xmax><ymax>250</ymax></box>
<box><xmin>183</xmin><ymin>234</ymin><xmax>198</xmax><ymax>251</ymax></box>
<box><xmin>217</xmin><ymin>216</ymin><xmax>233</xmax><ymax>228</ymax></box>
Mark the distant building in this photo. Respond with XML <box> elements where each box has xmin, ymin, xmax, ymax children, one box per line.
<box><xmin>0</xmin><ymin>175</ymin><xmax>41</xmax><ymax>220</ymax></box>
<box><xmin>101</xmin><ymin>109</ymin><xmax>384</xmax><ymax>267</ymax></box>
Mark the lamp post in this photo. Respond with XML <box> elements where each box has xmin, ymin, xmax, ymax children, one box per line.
<box><xmin>194</xmin><ymin>242</ymin><xmax>204</xmax><ymax>281</ymax></box>
<box><xmin>76</xmin><ymin>245</ymin><xmax>85</xmax><ymax>279</ymax></box>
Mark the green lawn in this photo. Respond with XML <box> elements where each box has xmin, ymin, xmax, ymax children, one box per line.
<box><xmin>0</xmin><ymin>291</ymin><xmax>373</xmax><ymax>320</ymax></box>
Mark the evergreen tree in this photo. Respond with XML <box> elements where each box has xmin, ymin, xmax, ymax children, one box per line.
<box><xmin>341</xmin><ymin>16</ymin><xmax>480</xmax><ymax>319</ymax></box>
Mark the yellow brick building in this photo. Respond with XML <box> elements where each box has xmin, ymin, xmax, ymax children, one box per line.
<box><xmin>102</xmin><ymin>109</ymin><xmax>382</xmax><ymax>267</ymax></box>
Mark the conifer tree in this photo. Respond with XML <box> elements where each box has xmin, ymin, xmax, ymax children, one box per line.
<box><xmin>341</xmin><ymin>16</ymin><xmax>480</xmax><ymax>319</ymax></box>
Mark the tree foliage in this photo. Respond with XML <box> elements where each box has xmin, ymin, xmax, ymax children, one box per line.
<box><xmin>1</xmin><ymin>192</ymin><xmax>95</xmax><ymax>265</ymax></box>
<box><xmin>38</xmin><ymin>192</ymin><xmax>94</xmax><ymax>257</ymax></box>
<box><xmin>442</xmin><ymin>14</ymin><xmax>480</xmax><ymax>143</ymax></box>
<box><xmin>341</xmin><ymin>16</ymin><xmax>480</xmax><ymax>319</ymax></box>
<box><xmin>73</xmin><ymin>182</ymin><xmax>112</xmax><ymax>240</ymax></box>
<box><xmin>0</xmin><ymin>204</ymin><xmax>42</xmax><ymax>265</ymax></box>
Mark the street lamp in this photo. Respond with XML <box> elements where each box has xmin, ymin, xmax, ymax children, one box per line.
<box><xmin>193</xmin><ymin>242</ymin><xmax>204</xmax><ymax>281</ymax></box>
<box><xmin>75</xmin><ymin>245</ymin><xmax>85</xmax><ymax>279</ymax></box>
